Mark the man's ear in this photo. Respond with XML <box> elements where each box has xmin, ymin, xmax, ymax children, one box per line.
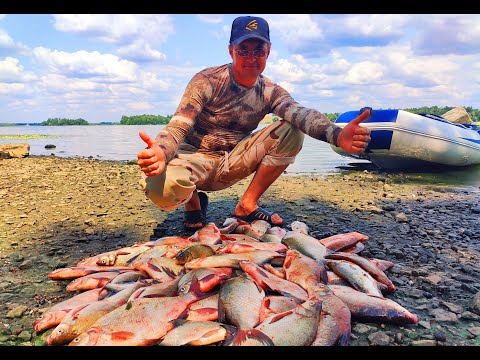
<box><xmin>228</xmin><ymin>44</ymin><xmax>234</xmax><ymax>58</ymax></box>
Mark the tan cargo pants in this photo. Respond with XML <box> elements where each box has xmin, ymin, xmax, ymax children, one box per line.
<box><xmin>140</xmin><ymin>120</ymin><xmax>304</xmax><ymax>211</ymax></box>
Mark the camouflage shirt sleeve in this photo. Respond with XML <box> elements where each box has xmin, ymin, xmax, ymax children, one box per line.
<box><xmin>269</xmin><ymin>84</ymin><xmax>342</xmax><ymax>146</ymax></box>
<box><xmin>154</xmin><ymin>72</ymin><xmax>213</xmax><ymax>163</ymax></box>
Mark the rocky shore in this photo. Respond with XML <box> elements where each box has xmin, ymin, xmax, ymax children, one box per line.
<box><xmin>1</xmin><ymin>155</ymin><xmax>480</xmax><ymax>346</ymax></box>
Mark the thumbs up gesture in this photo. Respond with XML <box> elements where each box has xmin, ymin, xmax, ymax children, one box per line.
<box><xmin>336</xmin><ymin>107</ymin><xmax>372</xmax><ymax>155</ymax></box>
<box><xmin>137</xmin><ymin>131</ymin><xmax>166</xmax><ymax>176</ymax></box>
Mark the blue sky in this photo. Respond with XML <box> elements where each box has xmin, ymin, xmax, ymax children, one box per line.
<box><xmin>0</xmin><ymin>14</ymin><xmax>479</xmax><ymax>123</ymax></box>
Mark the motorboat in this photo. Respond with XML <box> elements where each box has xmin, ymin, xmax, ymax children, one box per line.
<box><xmin>330</xmin><ymin>109</ymin><xmax>480</xmax><ymax>170</ymax></box>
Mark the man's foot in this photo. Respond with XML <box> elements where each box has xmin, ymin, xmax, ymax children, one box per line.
<box><xmin>234</xmin><ymin>204</ymin><xmax>283</xmax><ymax>226</ymax></box>
<box><xmin>184</xmin><ymin>192</ymin><xmax>208</xmax><ymax>230</ymax></box>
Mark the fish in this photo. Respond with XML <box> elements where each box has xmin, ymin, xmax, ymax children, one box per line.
<box><xmin>174</xmin><ymin>244</ymin><xmax>216</xmax><ymax>265</ymax></box>
<box><xmin>177</xmin><ymin>267</ymin><xmax>233</xmax><ymax>295</ymax></box>
<box><xmin>185</xmin><ymin>293</ymin><xmax>219</xmax><ymax>321</ymax></box>
<box><xmin>77</xmin><ymin>243</ymin><xmax>154</xmax><ymax>267</ymax></box>
<box><xmin>65</xmin><ymin>271</ymin><xmax>123</xmax><ymax>292</ymax></box>
<box><xmin>319</xmin><ymin>232</ymin><xmax>369</xmax><ymax>252</ymax></box>
<box><xmin>239</xmin><ymin>260</ymin><xmax>308</xmax><ymax>302</ymax></box>
<box><xmin>47</xmin><ymin>281</ymin><xmax>146</xmax><ymax>345</ymax></box>
<box><xmin>290</xmin><ymin>221</ymin><xmax>309</xmax><ymax>235</ymax></box>
<box><xmin>128</xmin><ymin>276</ymin><xmax>181</xmax><ymax>300</ymax></box>
<box><xmin>259</xmin><ymin>296</ymin><xmax>301</xmax><ymax>323</ymax></box>
<box><xmin>69</xmin><ymin>276</ymin><xmax>207</xmax><ymax>346</ymax></box>
<box><xmin>189</xmin><ymin>222</ymin><xmax>223</xmax><ymax>246</ymax></box>
<box><xmin>33</xmin><ymin>288</ymin><xmax>104</xmax><ymax>332</ymax></box>
<box><xmin>325</xmin><ymin>252</ymin><xmax>395</xmax><ymax>292</ymax></box>
<box><xmin>218</xmin><ymin>274</ymin><xmax>273</xmax><ymax>346</ymax></box>
<box><xmin>329</xmin><ymin>285</ymin><xmax>419</xmax><ymax>325</ymax></box>
<box><xmin>253</xmin><ymin>295</ymin><xmax>322</xmax><ymax>346</ymax></box>
<box><xmin>216</xmin><ymin>242</ymin><xmax>287</xmax><ymax>254</ymax></box>
<box><xmin>325</xmin><ymin>260</ymin><xmax>384</xmax><ymax>297</ymax></box>
<box><xmin>266</xmin><ymin>226</ymin><xmax>287</xmax><ymax>240</ymax></box>
<box><xmin>184</xmin><ymin>250</ymin><xmax>283</xmax><ymax>270</ymax></box>
<box><xmin>48</xmin><ymin>266</ymin><xmax>135</xmax><ymax>280</ymax></box>
<box><xmin>263</xmin><ymin>264</ymin><xmax>285</xmax><ymax>279</ymax></box>
<box><xmin>283</xmin><ymin>249</ymin><xmax>328</xmax><ymax>293</ymax></box>
<box><xmin>160</xmin><ymin>320</ymin><xmax>236</xmax><ymax>346</ymax></box>
<box><xmin>369</xmin><ymin>258</ymin><xmax>395</xmax><ymax>271</ymax></box>
<box><xmin>309</xmin><ymin>284</ymin><xmax>351</xmax><ymax>346</ymax></box>
<box><xmin>281</xmin><ymin>231</ymin><xmax>330</xmax><ymax>262</ymax></box>
<box><xmin>132</xmin><ymin>257</ymin><xmax>183</xmax><ymax>282</ymax></box>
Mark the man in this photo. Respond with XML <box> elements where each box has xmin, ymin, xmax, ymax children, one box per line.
<box><xmin>137</xmin><ymin>15</ymin><xmax>371</xmax><ymax>230</ymax></box>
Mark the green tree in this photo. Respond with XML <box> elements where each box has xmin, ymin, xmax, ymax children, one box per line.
<box><xmin>120</xmin><ymin>114</ymin><xmax>172</xmax><ymax>125</ymax></box>
<box><xmin>41</xmin><ymin>118</ymin><xmax>89</xmax><ymax>126</ymax></box>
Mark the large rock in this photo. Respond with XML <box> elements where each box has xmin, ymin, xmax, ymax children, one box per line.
<box><xmin>441</xmin><ymin>107</ymin><xmax>473</xmax><ymax>124</ymax></box>
<box><xmin>0</xmin><ymin>144</ymin><xmax>30</xmax><ymax>159</ymax></box>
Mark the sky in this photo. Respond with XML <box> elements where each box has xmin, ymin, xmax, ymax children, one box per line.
<box><xmin>0</xmin><ymin>13</ymin><xmax>479</xmax><ymax>123</ymax></box>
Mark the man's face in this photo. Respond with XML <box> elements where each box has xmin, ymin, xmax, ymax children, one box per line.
<box><xmin>229</xmin><ymin>38</ymin><xmax>270</xmax><ymax>82</ymax></box>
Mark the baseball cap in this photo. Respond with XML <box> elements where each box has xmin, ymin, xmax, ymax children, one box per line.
<box><xmin>229</xmin><ymin>16</ymin><xmax>271</xmax><ymax>46</ymax></box>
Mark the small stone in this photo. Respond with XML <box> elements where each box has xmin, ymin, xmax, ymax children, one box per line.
<box><xmin>411</xmin><ymin>339</ymin><xmax>437</xmax><ymax>346</ymax></box>
<box><xmin>434</xmin><ymin>332</ymin><xmax>447</xmax><ymax>342</ymax></box>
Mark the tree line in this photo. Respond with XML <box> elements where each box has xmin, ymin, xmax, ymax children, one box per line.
<box><xmin>41</xmin><ymin>118</ymin><xmax>89</xmax><ymax>126</ymax></box>
<box><xmin>37</xmin><ymin>107</ymin><xmax>480</xmax><ymax>126</ymax></box>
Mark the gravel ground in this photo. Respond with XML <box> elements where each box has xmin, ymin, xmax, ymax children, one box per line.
<box><xmin>1</xmin><ymin>155</ymin><xmax>480</xmax><ymax>347</ymax></box>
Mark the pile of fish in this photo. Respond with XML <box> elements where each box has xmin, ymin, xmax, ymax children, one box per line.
<box><xmin>33</xmin><ymin>218</ymin><xmax>419</xmax><ymax>346</ymax></box>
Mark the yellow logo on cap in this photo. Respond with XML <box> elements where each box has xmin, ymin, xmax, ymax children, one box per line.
<box><xmin>246</xmin><ymin>20</ymin><xmax>258</xmax><ymax>31</ymax></box>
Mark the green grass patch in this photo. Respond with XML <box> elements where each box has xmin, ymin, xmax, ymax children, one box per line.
<box><xmin>0</xmin><ymin>134</ymin><xmax>61</xmax><ymax>140</ymax></box>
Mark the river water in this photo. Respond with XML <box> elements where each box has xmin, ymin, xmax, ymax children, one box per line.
<box><xmin>2</xmin><ymin>124</ymin><xmax>480</xmax><ymax>188</ymax></box>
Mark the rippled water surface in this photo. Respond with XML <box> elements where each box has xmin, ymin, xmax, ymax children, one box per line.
<box><xmin>2</xmin><ymin>124</ymin><xmax>480</xmax><ymax>188</ymax></box>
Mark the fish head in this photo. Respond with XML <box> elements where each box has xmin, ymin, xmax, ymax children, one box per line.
<box><xmin>69</xmin><ymin>327</ymin><xmax>102</xmax><ymax>346</ymax></box>
<box><xmin>47</xmin><ymin>323</ymin><xmax>70</xmax><ymax>345</ymax></box>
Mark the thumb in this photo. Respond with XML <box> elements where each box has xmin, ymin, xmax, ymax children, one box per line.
<box><xmin>139</xmin><ymin>131</ymin><xmax>155</xmax><ymax>148</ymax></box>
<box><xmin>349</xmin><ymin>108</ymin><xmax>372</xmax><ymax>126</ymax></box>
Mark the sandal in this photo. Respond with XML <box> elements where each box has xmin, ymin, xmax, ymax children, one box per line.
<box><xmin>236</xmin><ymin>207</ymin><xmax>283</xmax><ymax>226</ymax></box>
<box><xmin>183</xmin><ymin>192</ymin><xmax>208</xmax><ymax>230</ymax></box>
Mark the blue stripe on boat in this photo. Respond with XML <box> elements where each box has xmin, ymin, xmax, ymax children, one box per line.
<box><xmin>366</xmin><ymin>130</ymin><xmax>393</xmax><ymax>150</ymax></box>
<box><xmin>461</xmin><ymin>138</ymin><xmax>480</xmax><ymax>144</ymax></box>
<box><xmin>335</xmin><ymin>109</ymin><xmax>399</xmax><ymax>124</ymax></box>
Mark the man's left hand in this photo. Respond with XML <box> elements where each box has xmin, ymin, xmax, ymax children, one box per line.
<box><xmin>337</xmin><ymin>108</ymin><xmax>372</xmax><ymax>155</ymax></box>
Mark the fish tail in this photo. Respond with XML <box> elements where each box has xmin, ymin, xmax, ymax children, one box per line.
<box><xmin>225</xmin><ymin>328</ymin><xmax>274</xmax><ymax>346</ymax></box>
<box><xmin>335</xmin><ymin>331</ymin><xmax>351</xmax><ymax>346</ymax></box>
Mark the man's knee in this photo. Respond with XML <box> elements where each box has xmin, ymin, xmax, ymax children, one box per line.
<box><xmin>276</xmin><ymin>120</ymin><xmax>305</xmax><ymax>154</ymax></box>
<box><xmin>141</xmin><ymin>167</ymin><xmax>195</xmax><ymax>211</ymax></box>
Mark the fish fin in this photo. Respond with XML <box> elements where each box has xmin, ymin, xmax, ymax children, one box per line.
<box><xmin>126</xmin><ymin>253</ymin><xmax>141</xmax><ymax>264</ymax></box>
<box><xmin>172</xmin><ymin>319</ymin><xmax>188</xmax><ymax>327</ymax></box>
<box><xmin>220</xmin><ymin>324</ymin><xmax>238</xmax><ymax>339</ymax></box>
<box><xmin>161</xmin><ymin>266</ymin><xmax>178</xmax><ymax>279</ymax></box>
<box><xmin>115</xmin><ymin>251</ymin><xmax>131</xmax><ymax>256</ymax></box>
<box><xmin>335</xmin><ymin>331</ymin><xmax>351</xmax><ymax>346</ymax></box>
<box><xmin>111</xmin><ymin>331</ymin><xmax>135</xmax><ymax>341</ymax></box>
<box><xmin>267</xmin><ymin>310</ymin><xmax>293</xmax><ymax>323</ymax></box>
<box><xmin>228</xmin><ymin>328</ymin><xmax>274</xmax><ymax>346</ymax></box>
<box><xmin>70</xmin><ymin>304</ymin><xmax>90</xmax><ymax>319</ymax></box>
<box><xmin>217</xmin><ymin>297</ymin><xmax>226</xmax><ymax>324</ymax></box>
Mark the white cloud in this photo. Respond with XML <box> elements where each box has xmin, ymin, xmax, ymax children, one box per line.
<box><xmin>116</xmin><ymin>40</ymin><xmax>167</xmax><ymax>62</ymax></box>
<box><xmin>32</xmin><ymin>47</ymin><xmax>138</xmax><ymax>83</ymax></box>
<box><xmin>0</xmin><ymin>82</ymin><xmax>25</xmax><ymax>95</ymax></box>
<box><xmin>0</xmin><ymin>57</ymin><xmax>37</xmax><ymax>83</ymax></box>
<box><xmin>0</xmin><ymin>29</ymin><xmax>14</xmax><ymax>47</ymax></box>
<box><xmin>197</xmin><ymin>15</ymin><xmax>224</xmax><ymax>24</ymax></box>
<box><xmin>53</xmin><ymin>14</ymin><xmax>174</xmax><ymax>63</ymax></box>
<box><xmin>267</xmin><ymin>14</ymin><xmax>323</xmax><ymax>45</ymax></box>
<box><xmin>344</xmin><ymin>61</ymin><xmax>384</xmax><ymax>85</ymax></box>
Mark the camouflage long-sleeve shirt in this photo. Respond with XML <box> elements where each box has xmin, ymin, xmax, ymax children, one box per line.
<box><xmin>155</xmin><ymin>63</ymin><xmax>342</xmax><ymax>162</ymax></box>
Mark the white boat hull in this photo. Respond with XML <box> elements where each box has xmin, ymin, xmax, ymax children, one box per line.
<box><xmin>331</xmin><ymin>109</ymin><xmax>480</xmax><ymax>170</ymax></box>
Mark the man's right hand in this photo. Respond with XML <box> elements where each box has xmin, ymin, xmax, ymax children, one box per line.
<box><xmin>137</xmin><ymin>131</ymin><xmax>166</xmax><ymax>176</ymax></box>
